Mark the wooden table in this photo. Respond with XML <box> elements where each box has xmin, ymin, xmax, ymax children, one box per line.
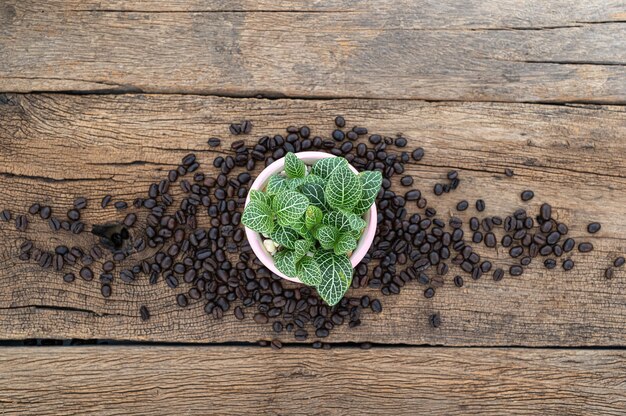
<box><xmin>1</xmin><ymin>1</ymin><xmax>625</xmax><ymax>414</ymax></box>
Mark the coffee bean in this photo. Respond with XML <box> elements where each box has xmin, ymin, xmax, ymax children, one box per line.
<box><xmin>15</xmin><ymin>215</ymin><xmax>28</xmax><ymax>231</ymax></box>
<box><xmin>29</xmin><ymin>203</ymin><xmax>40</xmax><ymax>215</ymax></box>
<box><xmin>614</xmin><ymin>257</ymin><xmax>625</xmax><ymax>267</ymax></box>
<box><xmin>475</xmin><ymin>199</ymin><xmax>485</xmax><ymax>212</ymax></box>
<box><xmin>140</xmin><ymin>305</ymin><xmax>150</xmax><ymax>321</ymax></box>
<box><xmin>411</xmin><ymin>148</ymin><xmax>424</xmax><ymax>161</ymax></box>
<box><xmin>73</xmin><ymin>197</ymin><xmax>87</xmax><ymax>210</ymax></box>
<box><xmin>101</xmin><ymin>195</ymin><xmax>112</xmax><ymax>208</ymax></box>
<box><xmin>540</xmin><ymin>203</ymin><xmax>551</xmax><ymax>221</ymax></box>
<box><xmin>334</xmin><ymin>116</ymin><xmax>345</xmax><ymax>127</ymax></box>
<box><xmin>456</xmin><ymin>200</ymin><xmax>469</xmax><ymax>211</ymax></box>
<box><xmin>433</xmin><ymin>184</ymin><xmax>443</xmax><ymax>196</ymax></box>
<box><xmin>504</xmin><ymin>168</ymin><xmax>514</xmax><ymax>177</ymax></box>
<box><xmin>63</xmin><ymin>273</ymin><xmax>75</xmax><ymax>283</ymax></box>
<box><xmin>176</xmin><ymin>294</ymin><xmax>189</xmax><ymax>307</ymax></box>
<box><xmin>229</xmin><ymin>123</ymin><xmax>242</xmax><ymax>135</ymax></box>
<box><xmin>605</xmin><ymin>268</ymin><xmax>614</xmax><ymax>279</ymax></box>
<box><xmin>454</xmin><ymin>275</ymin><xmax>464</xmax><ymax>287</ymax></box>
<box><xmin>67</xmin><ymin>209</ymin><xmax>80</xmax><ymax>221</ymax></box>
<box><xmin>587</xmin><ymin>222</ymin><xmax>601</xmax><ymax>234</ymax></box>
<box><xmin>562</xmin><ymin>259</ymin><xmax>574</xmax><ymax>271</ymax></box>
<box><xmin>492</xmin><ymin>268</ymin><xmax>504</xmax><ymax>281</ymax></box>
<box><xmin>208</xmin><ymin>137</ymin><xmax>221</xmax><ymax>147</ymax></box>
<box><xmin>484</xmin><ymin>233</ymin><xmax>496</xmax><ymax>248</ymax></box>
<box><xmin>544</xmin><ymin>259</ymin><xmax>557</xmax><ymax>269</ymax></box>
<box><xmin>400</xmin><ymin>176</ymin><xmax>414</xmax><ymax>186</ymax></box>
<box><xmin>332</xmin><ymin>130</ymin><xmax>345</xmax><ymax>141</ymax></box>
<box><xmin>254</xmin><ymin>313</ymin><xmax>269</xmax><ymax>324</ymax></box>
<box><xmin>563</xmin><ymin>238</ymin><xmax>575</xmax><ymax>252</ymax></box>
<box><xmin>429</xmin><ymin>313</ymin><xmax>441</xmax><ymax>328</ymax></box>
<box><xmin>509</xmin><ymin>266</ymin><xmax>523</xmax><ymax>276</ymax></box>
<box><xmin>0</xmin><ymin>209</ymin><xmax>11</xmax><ymax>222</ymax></box>
<box><xmin>39</xmin><ymin>206</ymin><xmax>51</xmax><ymax>219</ymax></box>
<box><xmin>79</xmin><ymin>267</ymin><xmax>93</xmax><ymax>281</ymax></box>
<box><xmin>547</xmin><ymin>232</ymin><xmax>561</xmax><ymax>245</ymax></box>
<box><xmin>424</xmin><ymin>288</ymin><xmax>435</xmax><ymax>298</ymax></box>
<box><xmin>101</xmin><ymin>284</ymin><xmax>112</xmax><ymax>298</ymax></box>
<box><xmin>521</xmin><ymin>190</ymin><xmax>534</xmax><ymax>201</ymax></box>
<box><xmin>114</xmin><ymin>201</ymin><xmax>128</xmax><ymax>210</ymax></box>
<box><xmin>578</xmin><ymin>242</ymin><xmax>593</xmax><ymax>253</ymax></box>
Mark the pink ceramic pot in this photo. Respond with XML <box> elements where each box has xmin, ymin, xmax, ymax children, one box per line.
<box><xmin>244</xmin><ymin>151</ymin><xmax>378</xmax><ymax>283</ymax></box>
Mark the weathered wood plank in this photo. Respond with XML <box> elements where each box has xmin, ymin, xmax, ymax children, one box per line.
<box><xmin>0</xmin><ymin>94</ymin><xmax>624</xmax><ymax>345</ymax></box>
<box><xmin>0</xmin><ymin>346</ymin><xmax>625</xmax><ymax>415</ymax></box>
<box><xmin>1</xmin><ymin>1</ymin><xmax>625</xmax><ymax>102</ymax></box>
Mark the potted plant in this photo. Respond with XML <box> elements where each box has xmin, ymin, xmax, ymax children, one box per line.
<box><xmin>242</xmin><ymin>151</ymin><xmax>380</xmax><ymax>306</ymax></box>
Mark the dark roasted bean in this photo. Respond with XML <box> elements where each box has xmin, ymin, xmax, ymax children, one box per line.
<box><xmin>578</xmin><ymin>242</ymin><xmax>593</xmax><ymax>253</ymax></box>
<box><xmin>520</xmin><ymin>190</ymin><xmax>534</xmax><ymax>201</ymax></box>
<box><xmin>562</xmin><ymin>259</ymin><xmax>574</xmax><ymax>271</ymax></box>
<box><xmin>587</xmin><ymin>222</ymin><xmax>601</xmax><ymax>234</ymax></box>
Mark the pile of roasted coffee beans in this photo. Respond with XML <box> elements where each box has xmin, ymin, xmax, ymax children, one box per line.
<box><xmin>3</xmin><ymin>117</ymin><xmax>624</xmax><ymax>346</ymax></box>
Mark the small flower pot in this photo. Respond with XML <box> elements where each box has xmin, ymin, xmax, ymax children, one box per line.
<box><xmin>244</xmin><ymin>151</ymin><xmax>377</xmax><ymax>283</ymax></box>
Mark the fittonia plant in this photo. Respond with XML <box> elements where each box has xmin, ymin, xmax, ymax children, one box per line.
<box><xmin>242</xmin><ymin>152</ymin><xmax>382</xmax><ymax>306</ymax></box>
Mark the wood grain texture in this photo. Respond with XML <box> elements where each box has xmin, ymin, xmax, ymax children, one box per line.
<box><xmin>0</xmin><ymin>346</ymin><xmax>625</xmax><ymax>415</ymax></box>
<box><xmin>0</xmin><ymin>94</ymin><xmax>625</xmax><ymax>345</ymax></box>
<box><xmin>1</xmin><ymin>1</ymin><xmax>625</xmax><ymax>102</ymax></box>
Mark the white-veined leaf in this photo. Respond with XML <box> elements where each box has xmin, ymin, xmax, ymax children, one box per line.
<box><xmin>293</xmin><ymin>239</ymin><xmax>312</xmax><ymax>262</ymax></box>
<box><xmin>345</xmin><ymin>211</ymin><xmax>367</xmax><ymax>232</ymax></box>
<box><xmin>352</xmin><ymin>171</ymin><xmax>382</xmax><ymax>215</ymax></box>
<box><xmin>249</xmin><ymin>189</ymin><xmax>272</xmax><ymax>207</ymax></box>
<box><xmin>325</xmin><ymin>165</ymin><xmax>362</xmax><ymax>211</ymax></box>
<box><xmin>303</xmin><ymin>174</ymin><xmax>326</xmax><ymax>186</ymax></box>
<box><xmin>334</xmin><ymin>232</ymin><xmax>357</xmax><ymax>256</ymax></box>
<box><xmin>305</xmin><ymin>205</ymin><xmax>323</xmax><ymax>230</ymax></box>
<box><xmin>288</xmin><ymin>177</ymin><xmax>307</xmax><ymax>190</ymax></box>
<box><xmin>266</xmin><ymin>175</ymin><xmax>289</xmax><ymax>195</ymax></box>
<box><xmin>297</xmin><ymin>257</ymin><xmax>322</xmax><ymax>286</ymax></box>
<box><xmin>241</xmin><ymin>200</ymin><xmax>274</xmax><ymax>235</ymax></box>
<box><xmin>316</xmin><ymin>225</ymin><xmax>338</xmax><ymax>250</ymax></box>
<box><xmin>322</xmin><ymin>211</ymin><xmax>352</xmax><ymax>233</ymax></box>
<box><xmin>301</xmin><ymin>183</ymin><xmax>327</xmax><ymax>210</ymax></box>
<box><xmin>312</xmin><ymin>157</ymin><xmax>348</xmax><ymax>180</ymax></box>
<box><xmin>270</xmin><ymin>225</ymin><xmax>299</xmax><ymax>249</ymax></box>
<box><xmin>271</xmin><ymin>190</ymin><xmax>310</xmax><ymax>227</ymax></box>
<box><xmin>274</xmin><ymin>250</ymin><xmax>298</xmax><ymax>277</ymax></box>
<box><xmin>315</xmin><ymin>251</ymin><xmax>352</xmax><ymax>306</ymax></box>
<box><xmin>284</xmin><ymin>152</ymin><xmax>306</xmax><ymax>178</ymax></box>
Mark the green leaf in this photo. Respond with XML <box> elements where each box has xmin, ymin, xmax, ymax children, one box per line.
<box><xmin>287</xmin><ymin>177</ymin><xmax>307</xmax><ymax>191</ymax></box>
<box><xmin>315</xmin><ymin>252</ymin><xmax>353</xmax><ymax>306</ymax></box>
<box><xmin>270</xmin><ymin>225</ymin><xmax>299</xmax><ymax>249</ymax></box>
<box><xmin>315</xmin><ymin>225</ymin><xmax>338</xmax><ymax>250</ymax></box>
<box><xmin>241</xmin><ymin>200</ymin><xmax>274</xmax><ymax>235</ymax></box>
<box><xmin>312</xmin><ymin>157</ymin><xmax>348</xmax><ymax>180</ymax></box>
<box><xmin>352</xmin><ymin>171</ymin><xmax>382</xmax><ymax>215</ymax></box>
<box><xmin>322</xmin><ymin>211</ymin><xmax>352</xmax><ymax>233</ymax></box>
<box><xmin>297</xmin><ymin>257</ymin><xmax>322</xmax><ymax>286</ymax></box>
<box><xmin>305</xmin><ymin>205</ymin><xmax>323</xmax><ymax>230</ymax></box>
<box><xmin>303</xmin><ymin>174</ymin><xmax>326</xmax><ymax>186</ymax></box>
<box><xmin>266</xmin><ymin>175</ymin><xmax>289</xmax><ymax>195</ymax></box>
<box><xmin>325</xmin><ymin>165</ymin><xmax>362</xmax><ymax>211</ymax></box>
<box><xmin>349</xmin><ymin>229</ymin><xmax>363</xmax><ymax>240</ymax></box>
<box><xmin>345</xmin><ymin>211</ymin><xmax>366</xmax><ymax>232</ymax></box>
<box><xmin>274</xmin><ymin>250</ymin><xmax>298</xmax><ymax>277</ymax></box>
<box><xmin>293</xmin><ymin>239</ymin><xmax>312</xmax><ymax>261</ymax></box>
<box><xmin>290</xmin><ymin>214</ymin><xmax>309</xmax><ymax>237</ymax></box>
<box><xmin>284</xmin><ymin>152</ymin><xmax>306</xmax><ymax>179</ymax></box>
<box><xmin>271</xmin><ymin>190</ymin><xmax>310</xmax><ymax>227</ymax></box>
<box><xmin>334</xmin><ymin>232</ymin><xmax>357</xmax><ymax>256</ymax></box>
<box><xmin>301</xmin><ymin>183</ymin><xmax>327</xmax><ymax>210</ymax></box>
<box><xmin>249</xmin><ymin>189</ymin><xmax>272</xmax><ymax>207</ymax></box>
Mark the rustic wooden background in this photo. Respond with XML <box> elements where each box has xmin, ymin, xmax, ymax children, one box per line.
<box><xmin>0</xmin><ymin>1</ymin><xmax>625</xmax><ymax>414</ymax></box>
